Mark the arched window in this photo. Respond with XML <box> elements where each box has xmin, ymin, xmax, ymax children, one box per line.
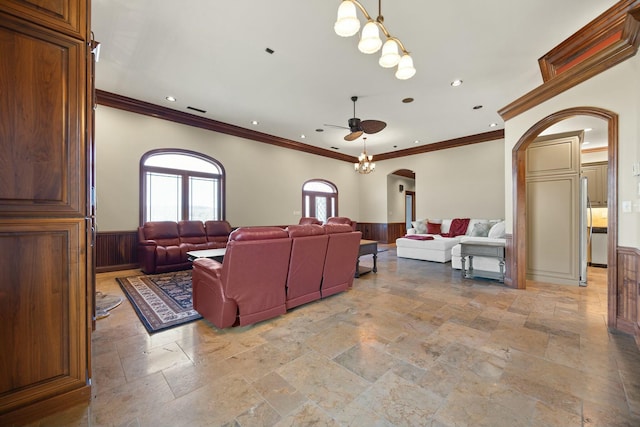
<box><xmin>302</xmin><ymin>179</ymin><xmax>338</xmax><ymax>223</ymax></box>
<box><xmin>140</xmin><ymin>149</ymin><xmax>225</xmax><ymax>224</ymax></box>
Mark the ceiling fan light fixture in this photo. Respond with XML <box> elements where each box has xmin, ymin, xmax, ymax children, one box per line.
<box><xmin>395</xmin><ymin>54</ymin><xmax>416</xmax><ymax>80</ymax></box>
<box><xmin>334</xmin><ymin>1</ymin><xmax>360</xmax><ymax>37</ymax></box>
<box><xmin>379</xmin><ymin>39</ymin><xmax>401</xmax><ymax>67</ymax></box>
<box><xmin>358</xmin><ymin>21</ymin><xmax>382</xmax><ymax>54</ymax></box>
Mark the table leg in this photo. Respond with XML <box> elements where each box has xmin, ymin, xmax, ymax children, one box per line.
<box><xmin>355</xmin><ymin>257</ymin><xmax>360</xmax><ymax>278</ymax></box>
<box><xmin>372</xmin><ymin>253</ymin><xmax>377</xmax><ymax>273</ymax></box>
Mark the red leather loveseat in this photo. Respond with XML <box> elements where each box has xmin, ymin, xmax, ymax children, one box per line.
<box><xmin>192</xmin><ymin>223</ymin><xmax>361</xmax><ymax>329</ymax></box>
<box><xmin>138</xmin><ymin>220</ymin><xmax>232</xmax><ymax>274</ymax></box>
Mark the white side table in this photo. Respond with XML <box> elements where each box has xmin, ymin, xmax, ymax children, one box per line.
<box><xmin>460</xmin><ymin>241</ymin><xmax>505</xmax><ymax>282</ymax></box>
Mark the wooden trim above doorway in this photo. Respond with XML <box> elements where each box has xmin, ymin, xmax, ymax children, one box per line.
<box><xmin>499</xmin><ymin>1</ymin><xmax>640</xmax><ymax>121</ymax></box>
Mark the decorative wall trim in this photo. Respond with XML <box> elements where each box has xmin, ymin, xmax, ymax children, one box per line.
<box><xmin>96</xmin><ymin>90</ymin><xmax>356</xmax><ymax>163</ymax></box>
<box><xmin>499</xmin><ymin>2</ymin><xmax>640</xmax><ymax>121</ymax></box>
<box><xmin>356</xmin><ymin>222</ymin><xmax>402</xmax><ymax>244</ymax></box>
<box><xmin>616</xmin><ymin>246</ymin><xmax>639</xmax><ymax>343</ymax></box>
<box><xmin>373</xmin><ymin>130</ymin><xmax>504</xmax><ymax>161</ymax></box>
<box><xmin>95</xmin><ymin>231</ymin><xmax>138</xmax><ymax>273</ymax></box>
<box><xmin>96</xmin><ymin>90</ymin><xmax>504</xmax><ymax>162</ymax></box>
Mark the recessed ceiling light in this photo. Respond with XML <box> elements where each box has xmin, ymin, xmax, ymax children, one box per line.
<box><xmin>584</xmin><ymin>128</ymin><xmax>593</xmax><ymax>132</ymax></box>
<box><xmin>583</xmin><ymin>141</ymin><xmax>591</xmax><ymax>145</ymax></box>
<box><xmin>473</xmin><ymin>105</ymin><xmax>483</xmax><ymax>110</ymax></box>
<box><xmin>251</xmin><ymin>120</ymin><xmax>259</xmax><ymax>125</ymax></box>
<box><xmin>489</xmin><ymin>123</ymin><xmax>498</xmax><ymax>127</ymax></box>
<box><xmin>402</xmin><ymin>97</ymin><xmax>414</xmax><ymax>103</ymax></box>
<box><xmin>300</xmin><ymin>134</ymin><xmax>306</xmax><ymax>139</ymax></box>
<box><xmin>451</xmin><ymin>79</ymin><xmax>463</xmax><ymax>87</ymax></box>
<box><xmin>414</xmin><ymin>140</ymin><xmax>420</xmax><ymax>144</ymax></box>
<box><xmin>165</xmin><ymin>96</ymin><xmax>176</xmax><ymax>102</ymax></box>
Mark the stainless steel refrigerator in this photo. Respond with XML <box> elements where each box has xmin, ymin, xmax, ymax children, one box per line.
<box><xmin>579</xmin><ymin>176</ymin><xmax>592</xmax><ymax>286</ymax></box>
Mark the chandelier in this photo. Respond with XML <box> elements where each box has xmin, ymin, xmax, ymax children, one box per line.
<box><xmin>354</xmin><ymin>137</ymin><xmax>376</xmax><ymax>174</ymax></box>
<box><xmin>334</xmin><ymin>0</ymin><xmax>416</xmax><ymax>80</ymax></box>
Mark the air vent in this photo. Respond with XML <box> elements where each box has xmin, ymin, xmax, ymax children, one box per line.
<box><xmin>331</xmin><ymin>146</ymin><xmax>340</xmax><ymax>150</ymax></box>
<box><xmin>187</xmin><ymin>106</ymin><xmax>206</xmax><ymax>113</ymax></box>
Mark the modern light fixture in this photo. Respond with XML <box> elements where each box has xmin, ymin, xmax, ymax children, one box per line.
<box><xmin>354</xmin><ymin>137</ymin><xmax>375</xmax><ymax>174</ymax></box>
<box><xmin>334</xmin><ymin>0</ymin><xmax>416</xmax><ymax>80</ymax></box>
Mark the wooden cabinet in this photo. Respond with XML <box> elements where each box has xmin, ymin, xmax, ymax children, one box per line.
<box><xmin>0</xmin><ymin>1</ymin><xmax>92</xmax><ymax>424</ymax></box>
<box><xmin>581</xmin><ymin>162</ymin><xmax>608</xmax><ymax>207</ymax></box>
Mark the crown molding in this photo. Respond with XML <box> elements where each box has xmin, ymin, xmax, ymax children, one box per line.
<box><xmin>373</xmin><ymin>130</ymin><xmax>505</xmax><ymax>161</ymax></box>
<box><xmin>96</xmin><ymin>90</ymin><xmax>505</xmax><ymax>164</ymax></box>
<box><xmin>96</xmin><ymin>90</ymin><xmax>356</xmax><ymax>163</ymax></box>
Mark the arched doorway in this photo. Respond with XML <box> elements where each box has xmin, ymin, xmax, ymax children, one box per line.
<box><xmin>512</xmin><ymin>107</ymin><xmax>618</xmax><ymax>327</ymax></box>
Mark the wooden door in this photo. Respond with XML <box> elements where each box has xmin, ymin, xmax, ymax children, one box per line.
<box><xmin>0</xmin><ymin>2</ymin><xmax>91</xmax><ymax>423</ymax></box>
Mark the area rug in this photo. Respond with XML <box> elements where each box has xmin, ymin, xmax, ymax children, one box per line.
<box><xmin>116</xmin><ymin>270</ymin><xmax>201</xmax><ymax>334</ymax></box>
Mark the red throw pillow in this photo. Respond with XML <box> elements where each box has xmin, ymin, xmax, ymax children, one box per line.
<box><xmin>426</xmin><ymin>222</ymin><xmax>441</xmax><ymax>235</ymax></box>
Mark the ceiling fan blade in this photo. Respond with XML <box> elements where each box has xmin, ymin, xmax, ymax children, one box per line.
<box><xmin>344</xmin><ymin>130</ymin><xmax>363</xmax><ymax>141</ymax></box>
<box><xmin>360</xmin><ymin>120</ymin><xmax>387</xmax><ymax>134</ymax></box>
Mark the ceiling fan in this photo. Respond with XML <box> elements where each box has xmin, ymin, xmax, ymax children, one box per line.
<box><xmin>328</xmin><ymin>96</ymin><xmax>387</xmax><ymax>141</ymax></box>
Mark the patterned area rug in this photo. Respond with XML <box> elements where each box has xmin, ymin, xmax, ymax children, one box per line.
<box><xmin>116</xmin><ymin>270</ymin><xmax>201</xmax><ymax>334</ymax></box>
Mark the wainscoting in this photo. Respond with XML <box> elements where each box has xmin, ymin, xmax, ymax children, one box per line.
<box><xmin>616</xmin><ymin>247</ymin><xmax>639</xmax><ymax>343</ymax></box>
<box><xmin>356</xmin><ymin>222</ymin><xmax>406</xmax><ymax>244</ymax></box>
<box><xmin>96</xmin><ymin>231</ymin><xmax>138</xmax><ymax>272</ymax></box>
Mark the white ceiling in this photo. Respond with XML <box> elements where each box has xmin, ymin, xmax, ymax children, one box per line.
<box><xmin>91</xmin><ymin>0</ymin><xmax>615</xmax><ymax>158</ymax></box>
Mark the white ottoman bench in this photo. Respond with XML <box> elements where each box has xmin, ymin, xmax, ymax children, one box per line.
<box><xmin>395</xmin><ymin>235</ymin><xmax>461</xmax><ymax>263</ymax></box>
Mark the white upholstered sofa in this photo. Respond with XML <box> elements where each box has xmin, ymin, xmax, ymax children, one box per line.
<box><xmin>396</xmin><ymin>218</ymin><xmax>506</xmax><ymax>265</ymax></box>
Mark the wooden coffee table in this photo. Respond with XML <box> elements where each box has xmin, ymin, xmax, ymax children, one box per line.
<box><xmin>355</xmin><ymin>240</ymin><xmax>378</xmax><ymax>278</ymax></box>
<box><xmin>186</xmin><ymin>248</ymin><xmax>226</xmax><ymax>262</ymax></box>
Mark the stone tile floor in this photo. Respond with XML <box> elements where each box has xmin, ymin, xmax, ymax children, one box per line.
<box><xmin>28</xmin><ymin>247</ymin><xmax>640</xmax><ymax>426</ymax></box>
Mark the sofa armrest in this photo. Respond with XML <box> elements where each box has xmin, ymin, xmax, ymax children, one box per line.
<box><xmin>193</xmin><ymin>258</ymin><xmax>222</xmax><ymax>279</ymax></box>
<box><xmin>139</xmin><ymin>239</ymin><xmax>158</xmax><ymax>246</ymax></box>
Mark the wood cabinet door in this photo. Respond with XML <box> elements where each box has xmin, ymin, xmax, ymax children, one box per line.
<box><xmin>0</xmin><ymin>0</ymin><xmax>86</xmax><ymax>39</ymax></box>
<box><xmin>0</xmin><ymin>13</ymin><xmax>85</xmax><ymax>216</ymax></box>
<box><xmin>0</xmin><ymin>8</ymin><xmax>90</xmax><ymax>424</ymax></box>
<box><xmin>0</xmin><ymin>219</ymin><xmax>89</xmax><ymax>418</ymax></box>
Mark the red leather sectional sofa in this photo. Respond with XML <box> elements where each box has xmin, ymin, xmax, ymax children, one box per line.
<box><xmin>192</xmin><ymin>223</ymin><xmax>362</xmax><ymax>329</ymax></box>
<box><xmin>138</xmin><ymin>220</ymin><xmax>232</xmax><ymax>274</ymax></box>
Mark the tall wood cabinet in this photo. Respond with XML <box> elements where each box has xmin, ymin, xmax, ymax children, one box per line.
<box><xmin>525</xmin><ymin>131</ymin><xmax>582</xmax><ymax>286</ymax></box>
<box><xmin>0</xmin><ymin>0</ymin><xmax>93</xmax><ymax>424</ymax></box>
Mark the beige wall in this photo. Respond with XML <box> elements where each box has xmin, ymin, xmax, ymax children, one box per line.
<box><xmin>359</xmin><ymin>139</ymin><xmax>506</xmax><ymax>223</ymax></box>
<box><xmin>504</xmin><ymin>54</ymin><xmax>640</xmax><ymax>248</ymax></box>
<box><xmin>95</xmin><ymin>106</ymin><xmax>361</xmax><ymax>231</ymax></box>
<box><xmin>96</xmin><ymin>109</ymin><xmax>506</xmax><ymax>232</ymax></box>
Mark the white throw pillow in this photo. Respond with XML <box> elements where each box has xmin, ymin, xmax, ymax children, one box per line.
<box><xmin>470</xmin><ymin>221</ymin><xmax>492</xmax><ymax>237</ymax></box>
<box><xmin>412</xmin><ymin>219</ymin><xmax>427</xmax><ymax>234</ymax></box>
<box><xmin>488</xmin><ymin>221</ymin><xmax>506</xmax><ymax>239</ymax></box>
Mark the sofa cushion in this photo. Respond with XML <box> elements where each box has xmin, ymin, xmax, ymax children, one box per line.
<box><xmin>469</xmin><ymin>221</ymin><xmax>492</xmax><ymax>237</ymax></box>
<box><xmin>427</xmin><ymin>221</ymin><xmax>442</xmax><ymax>234</ymax></box>
<box><xmin>488</xmin><ymin>221</ymin><xmax>506</xmax><ymax>238</ymax></box>
<box><xmin>411</xmin><ymin>219</ymin><xmax>427</xmax><ymax>234</ymax></box>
